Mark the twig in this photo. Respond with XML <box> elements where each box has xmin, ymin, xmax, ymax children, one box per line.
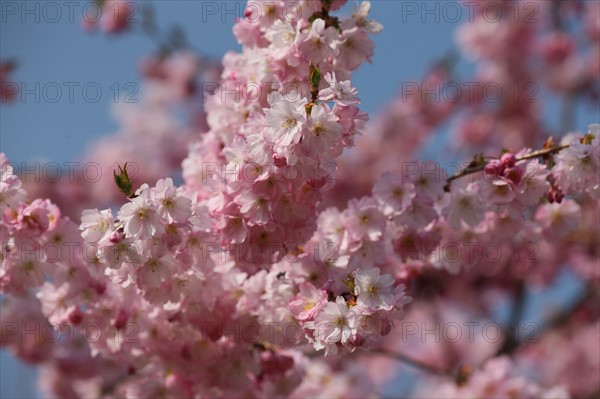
<box><xmin>446</xmin><ymin>145</ymin><xmax>570</xmax><ymax>184</ymax></box>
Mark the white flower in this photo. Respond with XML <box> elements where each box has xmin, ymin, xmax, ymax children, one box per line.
<box><xmin>344</xmin><ymin>197</ymin><xmax>387</xmax><ymax>243</ymax></box>
<box><xmin>373</xmin><ymin>171</ymin><xmax>416</xmax><ymax>216</ymax></box>
<box><xmin>80</xmin><ymin>209</ymin><xmax>113</xmax><ymax>244</ymax></box>
<box><xmin>303</xmin><ymin>103</ymin><xmax>343</xmax><ymax>156</ymax></box>
<box><xmin>264</xmin><ymin>92</ymin><xmax>307</xmax><ymax>148</ymax></box>
<box><xmin>118</xmin><ymin>190</ymin><xmax>164</xmax><ymax>239</ymax></box>
<box><xmin>265</xmin><ymin>20</ymin><xmax>298</xmax><ymax>59</ymax></box>
<box><xmin>446</xmin><ymin>184</ymin><xmax>485</xmax><ymax>229</ymax></box>
<box><xmin>154</xmin><ymin>178</ymin><xmax>192</xmax><ymax>223</ymax></box>
<box><xmin>319</xmin><ymin>72</ymin><xmax>359</xmax><ymax>106</ymax></box>
<box><xmin>137</xmin><ymin>255</ymin><xmax>174</xmax><ymax>289</ymax></box>
<box><xmin>554</xmin><ymin>126</ymin><xmax>600</xmax><ymax>198</ymax></box>
<box><xmin>535</xmin><ymin>199</ymin><xmax>581</xmax><ymax>237</ymax></box>
<box><xmin>313</xmin><ymin>296</ymin><xmax>359</xmax><ymax>345</ymax></box>
<box><xmin>0</xmin><ymin>155</ymin><xmax>26</xmax><ymax>211</ymax></box>
<box><xmin>354</xmin><ymin>268</ymin><xmax>395</xmax><ymax>312</ymax></box>
<box><xmin>342</xmin><ymin>1</ymin><xmax>384</xmax><ymax>34</ymax></box>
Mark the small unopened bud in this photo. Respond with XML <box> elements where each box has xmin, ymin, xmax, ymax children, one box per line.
<box><xmin>109</xmin><ymin>230</ymin><xmax>125</xmax><ymax>243</ymax></box>
<box><xmin>94</xmin><ymin>281</ymin><xmax>107</xmax><ymax>295</ymax></box>
<box><xmin>484</xmin><ymin>160</ymin><xmax>502</xmax><ymax>178</ymax></box>
<box><xmin>273</xmin><ymin>155</ymin><xmax>287</xmax><ymax>168</ymax></box>
<box><xmin>546</xmin><ymin>184</ymin><xmax>564</xmax><ymax>203</ymax></box>
<box><xmin>113</xmin><ymin>309</ymin><xmax>129</xmax><ymax>330</ymax></box>
<box><xmin>500</xmin><ymin>153</ymin><xmax>516</xmax><ymax>168</ymax></box>
<box><xmin>68</xmin><ymin>307</ymin><xmax>83</xmax><ymax>325</ymax></box>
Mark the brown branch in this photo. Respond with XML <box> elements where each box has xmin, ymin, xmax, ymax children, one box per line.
<box><xmin>446</xmin><ymin>145</ymin><xmax>570</xmax><ymax>184</ymax></box>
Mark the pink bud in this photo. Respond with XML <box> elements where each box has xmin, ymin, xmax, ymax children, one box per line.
<box><xmin>500</xmin><ymin>153</ymin><xmax>517</xmax><ymax>168</ymax></box>
<box><xmin>109</xmin><ymin>230</ymin><xmax>125</xmax><ymax>243</ymax></box>
<box><xmin>484</xmin><ymin>160</ymin><xmax>502</xmax><ymax>178</ymax></box>
<box><xmin>94</xmin><ymin>281</ymin><xmax>107</xmax><ymax>295</ymax></box>
<box><xmin>273</xmin><ymin>155</ymin><xmax>287</xmax><ymax>168</ymax></box>
<box><xmin>113</xmin><ymin>308</ymin><xmax>129</xmax><ymax>330</ymax></box>
<box><xmin>68</xmin><ymin>307</ymin><xmax>83</xmax><ymax>325</ymax></box>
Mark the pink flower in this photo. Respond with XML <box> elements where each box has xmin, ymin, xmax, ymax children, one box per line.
<box><xmin>343</xmin><ymin>197</ymin><xmax>386</xmax><ymax>243</ymax></box>
<box><xmin>118</xmin><ymin>190</ymin><xmax>164</xmax><ymax>239</ymax></box>
<box><xmin>289</xmin><ymin>282</ymin><xmax>328</xmax><ymax>321</ymax></box>
<box><xmin>234</xmin><ymin>190</ymin><xmax>271</xmax><ymax>226</ymax></box>
<box><xmin>154</xmin><ymin>178</ymin><xmax>192</xmax><ymax>223</ymax></box>
<box><xmin>0</xmin><ymin>154</ymin><xmax>26</xmax><ymax>210</ymax></box>
<box><xmin>313</xmin><ymin>296</ymin><xmax>359</xmax><ymax>346</ymax></box>
<box><xmin>476</xmin><ymin>177</ymin><xmax>516</xmax><ymax>205</ymax></box>
<box><xmin>16</xmin><ymin>199</ymin><xmax>51</xmax><ymax>238</ymax></box>
<box><xmin>446</xmin><ymin>184</ymin><xmax>485</xmax><ymax>229</ymax></box>
<box><xmin>342</xmin><ymin>1</ymin><xmax>383</xmax><ymax>34</ymax></box>
<box><xmin>373</xmin><ymin>171</ymin><xmax>416</xmax><ymax>216</ymax></box>
<box><xmin>535</xmin><ymin>199</ymin><xmax>581</xmax><ymax>237</ymax></box>
<box><xmin>319</xmin><ymin>72</ymin><xmax>359</xmax><ymax>106</ymax></box>
<box><xmin>354</xmin><ymin>268</ymin><xmax>395</xmax><ymax>312</ymax></box>
<box><xmin>80</xmin><ymin>209</ymin><xmax>114</xmax><ymax>244</ymax></box>
<box><xmin>302</xmin><ymin>103</ymin><xmax>343</xmax><ymax>157</ymax></box>
<box><xmin>335</xmin><ymin>28</ymin><xmax>375</xmax><ymax>71</ymax></box>
<box><xmin>264</xmin><ymin>92</ymin><xmax>307</xmax><ymax>149</ymax></box>
<box><xmin>300</xmin><ymin>19</ymin><xmax>339</xmax><ymax>62</ymax></box>
<box><xmin>137</xmin><ymin>255</ymin><xmax>175</xmax><ymax>290</ymax></box>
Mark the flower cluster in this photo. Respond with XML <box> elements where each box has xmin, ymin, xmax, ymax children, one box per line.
<box><xmin>2</xmin><ymin>0</ymin><xmax>600</xmax><ymax>397</ymax></box>
<box><xmin>553</xmin><ymin>124</ymin><xmax>600</xmax><ymax>199</ymax></box>
<box><xmin>417</xmin><ymin>356</ymin><xmax>569</xmax><ymax>399</ymax></box>
<box><xmin>183</xmin><ymin>0</ymin><xmax>377</xmax><ymax>268</ymax></box>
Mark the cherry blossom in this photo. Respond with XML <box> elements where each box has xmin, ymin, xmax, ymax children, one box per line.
<box><xmin>2</xmin><ymin>0</ymin><xmax>599</xmax><ymax>397</ymax></box>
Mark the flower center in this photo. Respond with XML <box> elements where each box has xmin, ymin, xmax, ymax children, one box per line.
<box><xmin>162</xmin><ymin>198</ymin><xmax>175</xmax><ymax>210</ymax></box>
<box><xmin>367</xmin><ymin>284</ymin><xmax>378</xmax><ymax>296</ymax></box>
<box><xmin>282</xmin><ymin>116</ymin><xmax>298</xmax><ymax>129</ymax></box>
<box><xmin>333</xmin><ymin>316</ymin><xmax>346</xmax><ymax>328</ymax></box>
<box><xmin>313</xmin><ymin>123</ymin><xmax>326</xmax><ymax>136</ymax></box>
<box><xmin>136</xmin><ymin>208</ymin><xmax>149</xmax><ymax>221</ymax></box>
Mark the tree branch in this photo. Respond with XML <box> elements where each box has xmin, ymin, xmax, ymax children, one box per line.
<box><xmin>447</xmin><ymin>145</ymin><xmax>570</xmax><ymax>184</ymax></box>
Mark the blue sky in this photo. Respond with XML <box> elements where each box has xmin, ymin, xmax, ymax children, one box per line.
<box><xmin>0</xmin><ymin>1</ymin><xmax>464</xmax><ymax>164</ymax></box>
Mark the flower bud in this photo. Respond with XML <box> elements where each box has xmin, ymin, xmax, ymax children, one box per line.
<box><xmin>109</xmin><ymin>230</ymin><xmax>125</xmax><ymax>243</ymax></box>
<box><xmin>273</xmin><ymin>155</ymin><xmax>287</xmax><ymax>168</ymax></box>
<box><xmin>500</xmin><ymin>153</ymin><xmax>517</xmax><ymax>168</ymax></box>
<box><xmin>113</xmin><ymin>308</ymin><xmax>129</xmax><ymax>330</ymax></box>
<box><xmin>68</xmin><ymin>307</ymin><xmax>83</xmax><ymax>325</ymax></box>
<box><xmin>484</xmin><ymin>160</ymin><xmax>502</xmax><ymax>178</ymax></box>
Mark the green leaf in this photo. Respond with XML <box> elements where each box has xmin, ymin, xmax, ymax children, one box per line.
<box><xmin>113</xmin><ymin>163</ymin><xmax>133</xmax><ymax>197</ymax></box>
<box><xmin>309</xmin><ymin>63</ymin><xmax>321</xmax><ymax>89</ymax></box>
